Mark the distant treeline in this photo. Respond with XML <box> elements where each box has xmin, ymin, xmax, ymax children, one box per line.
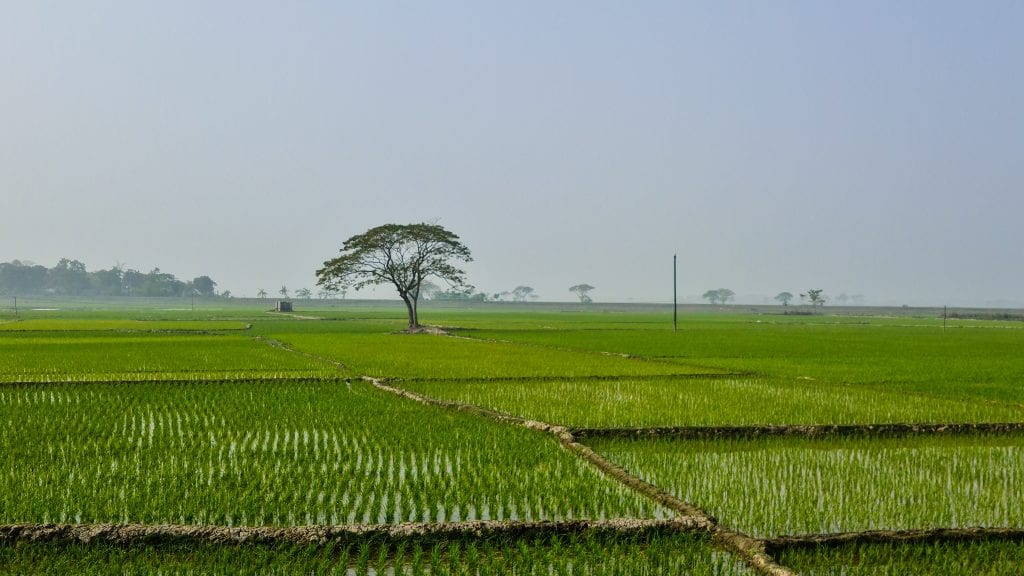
<box><xmin>946</xmin><ymin>311</ymin><xmax>1024</xmax><ymax>322</ymax></box>
<box><xmin>0</xmin><ymin>259</ymin><xmax>219</xmax><ymax>298</ymax></box>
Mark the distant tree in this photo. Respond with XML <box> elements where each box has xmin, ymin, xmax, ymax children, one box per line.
<box><xmin>702</xmin><ymin>288</ymin><xmax>735</xmax><ymax>305</ymax></box>
<box><xmin>806</xmin><ymin>289</ymin><xmax>825</xmax><ymax>307</ymax></box>
<box><xmin>774</xmin><ymin>291</ymin><xmax>794</xmax><ymax>307</ymax></box>
<box><xmin>132</xmin><ymin>268</ymin><xmax>185</xmax><ymax>297</ymax></box>
<box><xmin>433</xmin><ymin>286</ymin><xmax>485</xmax><ymax>302</ymax></box>
<box><xmin>91</xmin><ymin>267</ymin><xmax>124</xmax><ymax>296</ymax></box>
<box><xmin>317</xmin><ymin>287</ymin><xmax>341</xmax><ymax>300</ymax></box>
<box><xmin>419</xmin><ymin>280</ymin><xmax>443</xmax><ymax>300</ymax></box>
<box><xmin>851</xmin><ymin>294</ymin><xmax>866</xmax><ymax>306</ymax></box>
<box><xmin>835</xmin><ymin>293</ymin><xmax>850</xmax><ymax>306</ymax></box>
<box><xmin>295</xmin><ymin>287</ymin><xmax>312</xmax><ymax>299</ymax></box>
<box><xmin>220</xmin><ymin>290</ymin><xmax>232</xmax><ymax>298</ymax></box>
<box><xmin>191</xmin><ymin>276</ymin><xmax>217</xmax><ymax>297</ymax></box>
<box><xmin>279</xmin><ymin>285</ymin><xmax>289</xmax><ymax>299</ymax></box>
<box><xmin>569</xmin><ymin>284</ymin><xmax>596</xmax><ymax>304</ymax></box>
<box><xmin>316</xmin><ymin>223</ymin><xmax>472</xmax><ymax>330</ymax></box>
<box><xmin>0</xmin><ymin>261</ymin><xmax>48</xmax><ymax>295</ymax></box>
<box><xmin>511</xmin><ymin>286</ymin><xmax>535</xmax><ymax>302</ymax></box>
<box><xmin>257</xmin><ymin>289</ymin><xmax>268</xmax><ymax>299</ymax></box>
<box><xmin>48</xmin><ymin>258</ymin><xmax>90</xmax><ymax>295</ymax></box>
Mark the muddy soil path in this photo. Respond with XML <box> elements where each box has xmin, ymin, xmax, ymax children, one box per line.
<box><xmin>0</xmin><ymin>519</ymin><xmax>696</xmax><ymax>546</ymax></box>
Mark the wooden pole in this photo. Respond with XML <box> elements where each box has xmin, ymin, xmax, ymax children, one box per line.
<box><xmin>673</xmin><ymin>254</ymin><xmax>678</xmax><ymax>333</ymax></box>
<box><xmin>12</xmin><ymin>296</ymin><xmax>17</xmax><ymax>317</ymax></box>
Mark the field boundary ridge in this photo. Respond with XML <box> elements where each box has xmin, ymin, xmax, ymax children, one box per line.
<box><xmin>394</xmin><ymin>372</ymin><xmax>752</xmax><ymax>384</ymax></box>
<box><xmin>0</xmin><ymin>519</ymin><xmax>701</xmax><ymax>546</ymax></box>
<box><xmin>764</xmin><ymin>527</ymin><xmax>1024</xmax><ymax>555</ymax></box>
<box><xmin>572</xmin><ymin>422</ymin><xmax>1024</xmax><ymax>440</ymax></box>
<box><xmin>0</xmin><ymin>375</ymin><xmax>347</xmax><ymax>388</ymax></box>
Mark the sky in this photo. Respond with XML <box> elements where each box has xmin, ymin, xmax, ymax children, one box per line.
<box><xmin>2</xmin><ymin>2</ymin><xmax>1022</xmax><ymax>307</ymax></box>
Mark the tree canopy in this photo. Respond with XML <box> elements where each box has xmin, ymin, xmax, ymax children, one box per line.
<box><xmin>569</xmin><ymin>284</ymin><xmax>595</xmax><ymax>303</ymax></box>
<box><xmin>511</xmin><ymin>286</ymin><xmax>536</xmax><ymax>302</ymax></box>
<box><xmin>804</xmin><ymin>288</ymin><xmax>826</xmax><ymax>307</ymax></box>
<box><xmin>316</xmin><ymin>223</ymin><xmax>472</xmax><ymax>329</ymax></box>
<box><xmin>0</xmin><ymin>259</ymin><xmax>219</xmax><ymax>298</ymax></box>
<box><xmin>702</xmin><ymin>288</ymin><xmax>735</xmax><ymax>305</ymax></box>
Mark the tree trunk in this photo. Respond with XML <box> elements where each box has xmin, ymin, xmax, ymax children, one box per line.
<box><xmin>400</xmin><ymin>292</ymin><xmax>419</xmax><ymax>329</ymax></box>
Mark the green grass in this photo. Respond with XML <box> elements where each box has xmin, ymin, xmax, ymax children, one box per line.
<box><xmin>0</xmin><ymin>532</ymin><xmax>755</xmax><ymax>575</ymax></box>
<box><xmin>454</xmin><ymin>321</ymin><xmax>1024</xmax><ymax>405</ymax></box>
<box><xmin>0</xmin><ymin>319</ymin><xmax>250</xmax><ymax>331</ymax></box>
<box><xmin>589</xmin><ymin>434</ymin><xmax>1024</xmax><ymax>537</ymax></box>
<box><xmin>269</xmin><ymin>331</ymin><xmax>722</xmax><ymax>380</ymax></box>
<box><xmin>776</xmin><ymin>539</ymin><xmax>1024</xmax><ymax>575</ymax></box>
<box><xmin>398</xmin><ymin>377</ymin><xmax>1024</xmax><ymax>428</ymax></box>
<box><xmin>0</xmin><ymin>380</ymin><xmax>666</xmax><ymax>526</ymax></box>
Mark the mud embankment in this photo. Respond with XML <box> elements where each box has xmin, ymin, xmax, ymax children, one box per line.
<box><xmin>0</xmin><ymin>518</ymin><xmax>697</xmax><ymax>546</ymax></box>
<box><xmin>572</xmin><ymin>422</ymin><xmax>1024</xmax><ymax>441</ymax></box>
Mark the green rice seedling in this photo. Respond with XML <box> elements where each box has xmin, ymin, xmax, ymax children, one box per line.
<box><xmin>411</xmin><ymin>543</ymin><xmax>425</xmax><ymax>576</ymax></box>
<box><xmin>399</xmin><ymin>376</ymin><xmax>1023</xmax><ymax>428</ymax></box>
<box><xmin>356</xmin><ymin>542</ymin><xmax>371</xmax><ymax>574</ymax></box>
<box><xmin>590</xmin><ymin>434</ymin><xmax>1024</xmax><ymax>537</ymax></box>
<box><xmin>430</xmin><ymin>542</ymin><xmax>443</xmax><ymax>574</ymax></box>
<box><xmin>375</xmin><ymin>542</ymin><xmax>390</xmax><ymax>575</ymax></box>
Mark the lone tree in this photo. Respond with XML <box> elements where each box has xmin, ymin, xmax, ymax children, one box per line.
<box><xmin>316</xmin><ymin>223</ymin><xmax>472</xmax><ymax>330</ymax></box>
<box><xmin>511</xmin><ymin>286</ymin><xmax>535</xmax><ymax>302</ymax></box>
<box><xmin>702</xmin><ymin>288</ymin><xmax>735</xmax><ymax>305</ymax></box>
<box><xmin>569</xmin><ymin>284</ymin><xmax>595</xmax><ymax>303</ymax></box>
<box><xmin>803</xmin><ymin>289</ymin><xmax>826</xmax><ymax>307</ymax></box>
<box><xmin>775</xmin><ymin>291</ymin><xmax>794</xmax><ymax>306</ymax></box>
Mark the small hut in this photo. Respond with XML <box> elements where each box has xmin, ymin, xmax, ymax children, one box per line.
<box><xmin>275</xmin><ymin>301</ymin><xmax>293</xmax><ymax>312</ymax></box>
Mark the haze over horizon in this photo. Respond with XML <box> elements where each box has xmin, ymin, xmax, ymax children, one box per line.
<box><xmin>3</xmin><ymin>2</ymin><xmax>1022</xmax><ymax>308</ymax></box>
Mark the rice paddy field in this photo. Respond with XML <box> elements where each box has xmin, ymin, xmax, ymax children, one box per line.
<box><xmin>589</xmin><ymin>434</ymin><xmax>1024</xmax><ymax>537</ymax></box>
<box><xmin>1</xmin><ymin>299</ymin><xmax>1023</xmax><ymax>574</ymax></box>
<box><xmin>0</xmin><ymin>532</ymin><xmax>754</xmax><ymax>576</ymax></box>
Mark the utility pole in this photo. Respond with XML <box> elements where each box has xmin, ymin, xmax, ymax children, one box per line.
<box><xmin>12</xmin><ymin>296</ymin><xmax>17</xmax><ymax>317</ymax></box>
<box><xmin>943</xmin><ymin>305</ymin><xmax>947</xmax><ymax>332</ymax></box>
<box><xmin>673</xmin><ymin>254</ymin><xmax>678</xmax><ymax>333</ymax></box>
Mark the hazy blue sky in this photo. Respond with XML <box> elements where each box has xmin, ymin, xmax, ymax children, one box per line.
<box><xmin>3</xmin><ymin>2</ymin><xmax>1022</xmax><ymax>306</ymax></box>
